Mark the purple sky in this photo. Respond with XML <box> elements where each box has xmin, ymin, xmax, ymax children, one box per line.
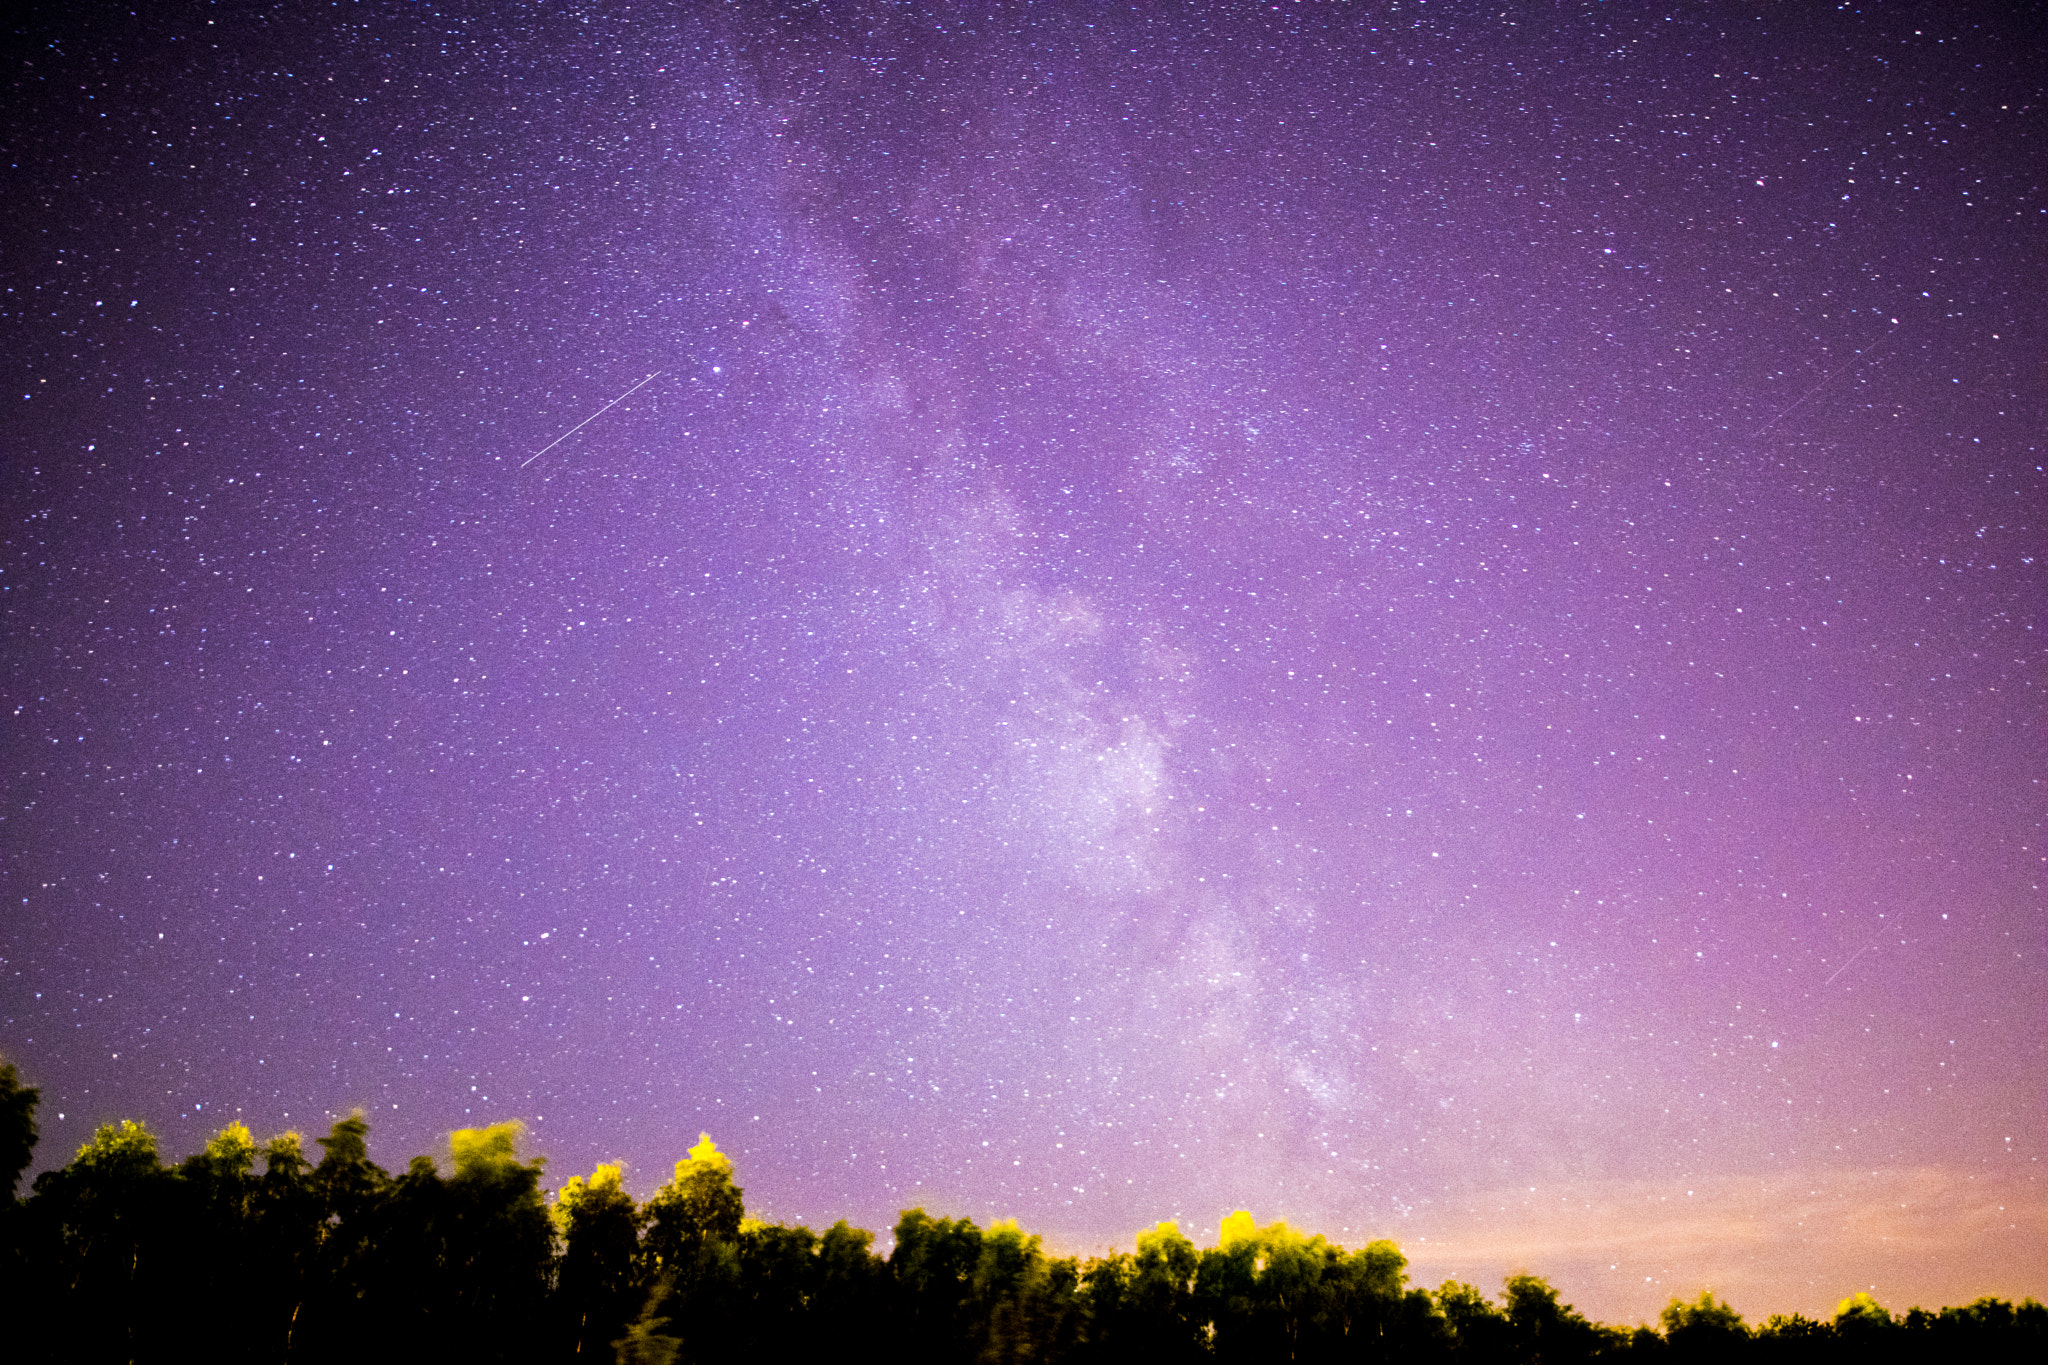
<box><xmin>4</xmin><ymin>0</ymin><xmax>2041</xmax><ymax>1326</ymax></box>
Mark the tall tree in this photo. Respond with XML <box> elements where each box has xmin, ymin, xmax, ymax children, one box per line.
<box><xmin>1328</xmin><ymin>1238</ymin><xmax>1431</xmax><ymax>1362</ymax></box>
<box><xmin>247</xmin><ymin>1131</ymin><xmax>323</xmax><ymax>1363</ymax></box>
<box><xmin>295</xmin><ymin>1112</ymin><xmax>393</xmax><ymax>1364</ymax></box>
<box><xmin>1438</xmin><ymin>1280</ymin><xmax>1514</xmax><ymax>1364</ymax></box>
<box><xmin>1501</xmin><ymin>1273</ymin><xmax>1612</xmax><ymax>1365</ymax></box>
<box><xmin>313</xmin><ymin>1112</ymin><xmax>387</xmax><ymax>1227</ymax></box>
<box><xmin>553</xmin><ymin>1162</ymin><xmax>643</xmax><ymax>1360</ymax></box>
<box><xmin>811</xmin><ymin>1219</ymin><xmax>888</xmax><ymax>1351</ymax></box>
<box><xmin>1241</xmin><ymin>1220</ymin><xmax>1339</xmax><ymax>1361</ymax></box>
<box><xmin>641</xmin><ymin>1134</ymin><xmax>744</xmax><ymax>1279</ymax></box>
<box><xmin>0</xmin><ymin>1059</ymin><xmax>41</xmax><ymax>1349</ymax></box>
<box><xmin>1663</xmin><ymin>1291</ymin><xmax>1749</xmax><ymax>1362</ymax></box>
<box><xmin>0</xmin><ymin>1059</ymin><xmax>38</xmax><ymax>1201</ymax></box>
<box><xmin>1128</xmin><ymin>1221</ymin><xmax>1204</xmax><ymax>1362</ymax></box>
<box><xmin>177</xmin><ymin>1123</ymin><xmax>263</xmax><ymax>1362</ymax></box>
<box><xmin>1905</xmin><ymin>1297</ymin><xmax>2048</xmax><ymax>1365</ymax></box>
<box><xmin>614</xmin><ymin>1280</ymin><xmax>683</xmax><ymax>1365</ymax></box>
<box><xmin>30</xmin><ymin>1120</ymin><xmax>179</xmax><ymax>1363</ymax></box>
<box><xmin>636</xmin><ymin>1134</ymin><xmax>747</xmax><ymax>1365</ymax></box>
<box><xmin>972</xmin><ymin>1218</ymin><xmax>1084</xmax><ymax>1364</ymax></box>
<box><xmin>891</xmin><ymin>1207</ymin><xmax>985</xmax><ymax>1362</ymax></box>
<box><xmin>734</xmin><ymin>1220</ymin><xmax>819</xmax><ymax>1356</ymax></box>
<box><xmin>444</xmin><ymin>1121</ymin><xmax>557</xmax><ymax>1361</ymax></box>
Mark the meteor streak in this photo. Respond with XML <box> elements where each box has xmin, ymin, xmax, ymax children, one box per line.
<box><xmin>1749</xmin><ymin>321</ymin><xmax>1896</xmax><ymax>440</ymax></box>
<box><xmin>520</xmin><ymin>371</ymin><xmax>662</xmax><ymax>468</ymax></box>
<box><xmin>1823</xmin><ymin>944</ymin><xmax>1872</xmax><ymax>988</ymax></box>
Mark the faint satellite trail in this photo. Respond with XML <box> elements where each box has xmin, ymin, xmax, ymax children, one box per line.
<box><xmin>520</xmin><ymin>371</ymin><xmax>662</xmax><ymax>469</ymax></box>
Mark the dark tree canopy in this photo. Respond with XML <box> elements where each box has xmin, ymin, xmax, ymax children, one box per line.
<box><xmin>0</xmin><ymin>1070</ymin><xmax>2040</xmax><ymax>1365</ymax></box>
<box><xmin>0</xmin><ymin>1060</ymin><xmax>39</xmax><ymax>1201</ymax></box>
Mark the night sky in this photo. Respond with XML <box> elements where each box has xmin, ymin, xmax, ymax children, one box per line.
<box><xmin>4</xmin><ymin>0</ymin><xmax>2042</xmax><ymax>1326</ymax></box>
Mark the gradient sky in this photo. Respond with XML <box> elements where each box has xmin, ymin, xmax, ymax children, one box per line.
<box><xmin>4</xmin><ymin>0</ymin><xmax>2041</xmax><ymax>1327</ymax></box>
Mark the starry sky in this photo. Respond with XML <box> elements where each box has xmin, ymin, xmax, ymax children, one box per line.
<box><xmin>4</xmin><ymin>0</ymin><xmax>2041</xmax><ymax>1326</ymax></box>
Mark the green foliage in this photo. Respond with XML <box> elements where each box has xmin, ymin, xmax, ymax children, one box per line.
<box><xmin>893</xmin><ymin>1206</ymin><xmax>988</xmax><ymax>1358</ymax></box>
<box><xmin>1663</xmin><ymin>1291</ymin><xmax>1748</xmax><ymax>1360</ymax></box>
<box><xmin>1501</xmin><ymin>1272</ymin><xmax>1607</xmax><ymax>1365</ymax></box>
<box><xmin>1755</xmin><ymin>1312</ymin><xmax>1827</xmax><ymax>1348</ymax></box>
<box><xmin>1440</xmin><ymin>1279</ymin><xmax>1515</xmax><ymax>1362</ymax></box>
<box><xmin>441</xmin><ymin>1120</ymin><xmax>556</xmax><ymax>1348</ymax></box>
<box><xmin>1097</xmin><ymin>1220</ymin><xmax>1206</xmax><ymax>1361</ymax></box>
<box><xmin>193</xmin><ymin>1119</ymin><xmax>260</xmax><ymax>1178</ymax></box>
<box><xmin>1156</xmin><ymin>1212</ymin><xmax>1436</xmax><ymax>1363</ymax></box>
<box><xmin>819</xmin><ymin>1216</ymin><xmax>882</xmax><ymax>1285</ymax></box>
<box><xmin>450</xmin><ymin>1118</ymin><xmax>528</xmax><ymax>1179</ymax></box>
<box><xmin>642</xmin><ymin>1133</ymin><xmax>744</xmax><ymax>1283</ymax></box>
<box><xmin>25</xmin><ymin>1118</ymin><xmax>178</xmax><ymax>1361</ymax></box>
<box><xmin>312</xmin><ymin>1111</ymin><xmax>386</xmax><ymax>1226</ymax></box>
<box><xmin>73</xmin><ymin>1116</ymin><xmax>163</xmax><ymax>1176</ymax></box>
<box><xmin>1439</xmin><ymin>1279</ymin><xmax>1503</xmax><ymax>1325</ymax></box>
<box><xmin>1</xmin><ymin>1101</ymin><xmax>2039</xmax><ymax>1365</ymax></box>
<box><xmin>1664</xmin><ymin>1291</ymin><xmax>1745</xmax><ymax>1335</ymax></box>
<box><xmin>556</xmin><ymin>1163</ymin><xmax>643</xmax><ymax>1359</ymax></box>
<box><xmin>1354</xmin><ymin>1238</ymin><xmax>1409</xmax><ymax>1300</ymax></box>
<box><xmin>1134</xmin><ymin>1221</ymin><xmax>1200</xmax><ymax>1294</ymax></box>
<box><xmin>972</xmin><ymin>1219</ymin><xmax>1085</xmax><ymax>1364</ymax></box>
<box><xmin>613</xmin><ymin>1279</ymin><xmax>683</xmax><ymax>1365</ymax></box>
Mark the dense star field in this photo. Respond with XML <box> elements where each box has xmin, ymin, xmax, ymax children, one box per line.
<box><xmin>3</xmin><ymin>0</ymin><xmax>2041</xmax><ymax>1326</ymax></box>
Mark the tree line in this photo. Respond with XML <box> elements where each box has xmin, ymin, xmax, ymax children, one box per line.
<box><xmin>0</xmin><ymin>1062</ymin><xmax>2039</xmax><ymax>1364</ymax></box>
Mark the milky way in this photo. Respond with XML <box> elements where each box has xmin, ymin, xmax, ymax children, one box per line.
<box><xmin>4</xmin><ymin>0</ymin><xmax>2041</xmax><ymax>1323</ymax></box>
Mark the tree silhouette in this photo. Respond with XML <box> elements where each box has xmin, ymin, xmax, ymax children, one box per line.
<box><xmin>891</xmin><ymin>1207</ymin><xmax>987</xmax><ymax>1361</ymax></box>
<box><xmin>30</xmin><ymin>1119</ymin><xmax>179</xmax><ymax>1363</ymax></box>
<box><xmin>1663</xmin><ymin>1292</ymin><xmax>1749</xmax><ymax>1362</ymax></box>
<box><xmin>177</xmin><ymin>1123</ymin><xmax>267</xmax><ymax>1362</ymax></box>
<box><xmin>972</xmin><ymin>1217</ymin><xmax>1085</xmax><ymax>1363</ymax></box>
<box><xmin>296</xmin><ymin>1112</ymin><xmax>392</xmax><ymax>1363</ymax></box>
<box><xmin>634</xmin><ymin>1133</ymin><xmax>747</xmax><ymax>1364</ymax></box>
<box><xmin>0</xmin><ymin>1060</ymin><xmax>38</xmax><ymax>1201</ymax></box>
<box><xmin>5</xmin><ymin>1091</ymin><xmax>2045</xmax><ymax>1365</ymax></box>
<box><xmin>1084</xmin><ymin>1220</ymin><xmax>1205</xmax><ymax>1363</ymax></box>
<box><xmin>811</xmin><ymin>1218</ymin><xmax>889</xmax><ymax>1350</ymax></box>
<box><xmin>641</xmin><ymin>1133</ymin><xmax>744</xmax><ymax>1279</ymax></box>
<box><xmin>733</xmin><ymin>1220</ymin><xmax>818</xmax><ymax>1356</ymax></box>
<box><xmin>1501</xmin><ymin>1272</ymin><xmax>1614</xmax><ymax>1365</ymax></box>
<box><xmin>0</xmin><ymin>1059</ymin><xmax>42</xmax><ymax>1353</ymax></box>
<box><xmin>1439</xmin><ymin>1280</ymin><xmax>1514</xmax><ymax>1363</ymax></box>
<box><xmin>245</xmin><ymin>1131</ymin><xmax>324</xmax><ymax>1362</ymax></box>
<box><xmin>555</xmin><ymin>1162</ymin><xmax>644</xmax><ymax>1359</ymax></box>
<box><xmin>1903</xmin><ymin>1296</ymin><xmax>2048</xmax><ymax>1365</ymax></box>
<box><xmin>444</xmin><ymin>1121</ymin><xmax>556</xmax><ymax>1361</ymax></box>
